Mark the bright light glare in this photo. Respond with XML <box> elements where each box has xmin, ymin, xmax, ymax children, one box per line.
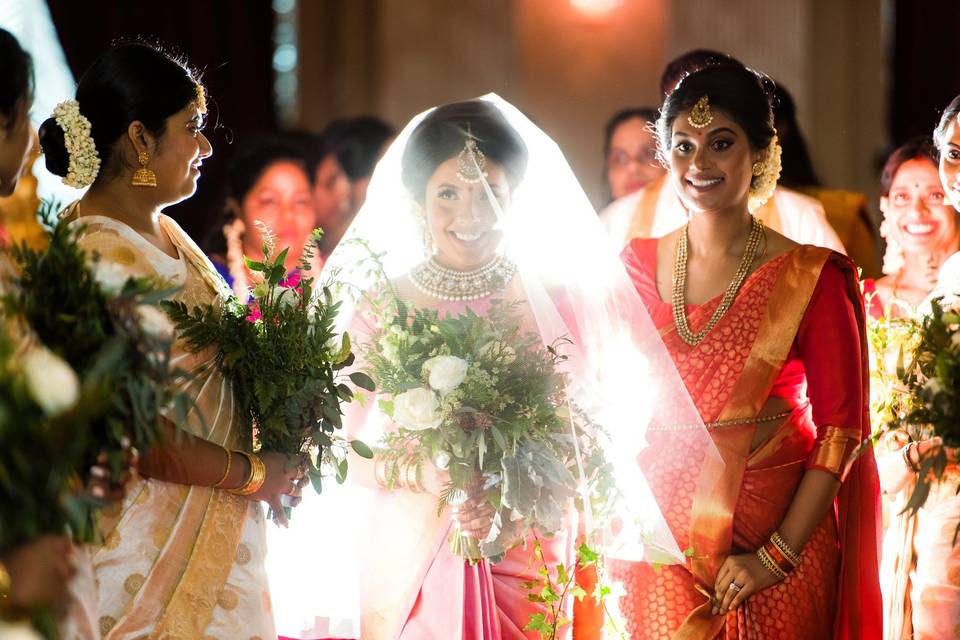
<box><xmin>570</xmin><ymin>0</ymin><xmax>623</xmax><ymax>17</ymax></box>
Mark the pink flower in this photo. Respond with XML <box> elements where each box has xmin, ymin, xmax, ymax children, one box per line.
<box><xmin>280</xmin><ymin>271</ymin><xmax>301</xmax><ymax>289</ymax></box>
<box><xmin>245</xmin><ymin>302</ymin><xmax>262</xmax><ymax>323</ymax></box>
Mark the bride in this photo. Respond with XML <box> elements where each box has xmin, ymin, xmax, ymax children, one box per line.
<box><xmin>267</xmin><ymin>95</ymin><xmax>714</xmax><ymax>640</ymax></box>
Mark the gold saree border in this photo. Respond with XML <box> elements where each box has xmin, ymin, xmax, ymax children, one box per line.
<box><xmin>626</xmin><ymin>174</ymin><xmax>667</xmax><ymax>241</ymax></box>
<box><xmin>149</xmin><ymin>490</ymin><xmax>247</xmax><ymax>639</ymax></box>
<box><xmin>674</xmin><ymin>246</ymin><xmax>831</xmax><ymax>640</ymax></box>
<box><xmin>753</xmin><ymin>194</ymin><xmax>783</xmax><ymax>234</ymax></box>
<box><xmin>809</xmin><ymin>426</ymin><xmax>861</xmax><ymax>479</ymax></box>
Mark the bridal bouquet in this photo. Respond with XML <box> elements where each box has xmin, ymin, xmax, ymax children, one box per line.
<box><xmin>3</xmin><ymin>211</ymin><xmax>187</xmax><ymax>531</ymax></box>
<box><xmin>885</xmin><ymin>294</ymin><xmax>960</xmax><ymax>514</ymax></box>
<box><xmin>865</xmin><ymin>304</ymin><xmax>921</xmax><ymax>437</ymax></box>
<box><xmin>163</xmin><ymin>226</ymin><xmax>373</xmax><ymax>508</ymax></box>
<box><xmin>366</xmin><ymin>298</ymin><xmax>611</xmax><ymax>562</ymax></box>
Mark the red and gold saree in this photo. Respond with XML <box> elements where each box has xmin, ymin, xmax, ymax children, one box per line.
<box><xmin>610</xmin><ymin>237</ymin><xmax>882</xmax><ymax>639</ymax></box>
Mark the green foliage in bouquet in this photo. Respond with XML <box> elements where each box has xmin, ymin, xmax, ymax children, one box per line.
<box><xmin>162</xmin><ymin>227</ymin><xmax>372</xmax><ymax>501</ymax></box>
<box><xmin>865</xmin><ymin>306</ymin><xmax>921</xmax><ymax>436</ymax></box>
<box><xmin>367</xmin><ymin>298</ymin><xmax>611</xmax><ymax>561</ymax></box>
<box><xmin>896</xmin><ymin>296</ymin><xmax>960</xmax><ymax>516</ymax></box>
<box><xmin>0</xmin><ymin>329</ymin><xmax>99</xmax><ymax>549</ymax></box>
<box><xmin>0</xmin><ymin>328</ymin><xmax>109</xmax><ymax>639</ymax></box>
<box><xmin>2</xmin><ymin>209</ymin><xmax>188</xmax><ymax>540</ymax></box>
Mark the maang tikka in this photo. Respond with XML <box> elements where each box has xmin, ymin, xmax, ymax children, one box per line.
<box><xmin>687</xmin><ymin>95</ymin><xmax>713</xmax><ymax>129</ymax></box>
<box><xmin>456</xmin><ymin>124</ymin><xmax>488</xmax><ymax>184</ymax></box>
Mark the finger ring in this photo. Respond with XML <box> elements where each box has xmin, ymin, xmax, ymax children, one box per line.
<box><xmin>729</xmin><ymin>581</ymin><xmax>743</xmax><ymax>592</ymax></box>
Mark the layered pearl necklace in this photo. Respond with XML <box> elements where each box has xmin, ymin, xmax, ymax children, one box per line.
<box><xmin>410</xmin><ymin>255</ymin><xmax>517</xmax><ymax>301</ymax></box>
<box><xmin>672</xmin><ymin>215</ymin><xmax>765</xmax><ymax>346</ymax></box>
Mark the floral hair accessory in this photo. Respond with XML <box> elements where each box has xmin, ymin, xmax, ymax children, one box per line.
<box><xmin>687</xmin><ymin>95</ymin><xmax>713</xmax><ymax>129</ymax></box>
<box><xmin>51</xmin><ymin>100</ymin><xmax>100</xmax><ymax>189</ymax></box>
<box><xmin>194</xmin><ymin>84</ymin><xmax>207</xmax><ymax>115</ymax></box>
<box><xmin>747</xmin><ymin>133</ymin><xmax>782</xmax><ymax>213</ymax></box>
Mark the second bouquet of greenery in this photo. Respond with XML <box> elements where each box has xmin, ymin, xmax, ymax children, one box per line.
<box><xmin>163</xmin><ymin>229</ymin><xmax>373</xmax><ymax>512</ymax></box>
<box><xmin>366</xmin><ymin>297</ymin><xmax>611</xmax><ymax>562</ymax></box>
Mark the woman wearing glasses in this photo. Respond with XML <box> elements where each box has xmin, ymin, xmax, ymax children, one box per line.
<box><xmin>863</xmin><ymin>137</ymin><xmax>959</xmax><ymax>319</ymax></box>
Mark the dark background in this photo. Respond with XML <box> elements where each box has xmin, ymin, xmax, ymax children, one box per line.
<box><xmin>43</xmin><ymin>0</ymin><xmax>960</xmax><ymax>244</ymax></box>
<box><xmin>46</xmin><ymin>0</ymin><xmax>278</xmax><ymax>242</ymax></box>
<box><xmin>890</xmin><ymin>1</ymin><xmax>960</xmax><ymax>144</ymax></box>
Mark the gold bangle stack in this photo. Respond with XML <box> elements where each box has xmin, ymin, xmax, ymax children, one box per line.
<box><xmin>213</xmin><ymin>447</ymin><xmax>233</xmax><ymax>488</ymax></box>
<box><xmin>770</xmin><ymin>531</ymin><xmax>801</xmax><ymax>568</ymax></box>
<box><xmin>394</xmin><ymin>455</ymin><xmax>424</xmax><ymax>493</ymax></box>
<box><xmin>756</xmin><ymin>545</ymin><xmax>788</xmax><ymax>580</ymax></box>
<box><xmin>903</xmin><ymin>442</ymin><xmax>921</xmax><ymax>473</ymax></box>
<box><xmin>404</xmin><ymin>459</ymin><xmax>424</xmax><ymax>493</ymax></box>
<box><xmin>0</xmin><ymin>560</ymin><xmax>10</xmax><ymax>601</ymax></box>
<box><xmin>374</xmin><ymin>456</ymin><xmax>389</xmax><ymax>488</ymax></box>
<box><xmin>228</xmin><ymin>450</ymin><xmax>266</xmax><ymax>496</ymax></box>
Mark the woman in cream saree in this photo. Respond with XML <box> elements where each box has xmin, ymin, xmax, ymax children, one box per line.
<box><xmin>38</xmin><ymin>42</ymin><xmax>302</xmax><ymax>639</ymax></box>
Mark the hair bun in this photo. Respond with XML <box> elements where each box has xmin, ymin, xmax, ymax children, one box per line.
<box><xmin>38</xmin><ymin>116</ymin><xmax>69</xmax><ymax>177</ymax></box>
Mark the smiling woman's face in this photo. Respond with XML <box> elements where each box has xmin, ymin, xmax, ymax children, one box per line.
<box><xmin>882</xmin><ymin>157</ymin><xmax>958</xmax><ymax>258</ymax></box>
<box><xmin>423</xmin><ymin>157</ymin><xmax>511</xmax><ymax>271</ymax></box>
<box><xmin>940</xmin><ymin>118</ymin><xmax>960</xmax><ymax>212</ymax></box>
<box><xmin>668</xmin><ymin>109</ymin><xmax>761</xmax><ymax>217</ymax></box>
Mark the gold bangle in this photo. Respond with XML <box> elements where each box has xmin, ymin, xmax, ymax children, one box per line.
<box><xmin>374</xmin><ymin>456</ymin><xmax>388</xmax><ymax>488</ymax></box>
<box><xmin>404</xmin><ymin>458</ymin><xmax>423</xmax><ymax>493</ymax></box>
<box><xmin>213</xmin><ymin>447</ymin><xmax>233</xmax><ymax>488</ymax></box>
<box><xmin>395</xmin><ymin>460</ymin><xmax>409</xmax><ymax>491</ymax></box>
<box><xmin>0</xmin><ymin>560</ymin><xmax>10</xmax><ymax>601</ymax></box>
<box><xmin>756</xmin><ymin>546</ymin><xmax>788</xmax><ymax>580</ymax></box>
<box><xmin>770</xmin><ymin>531</ymin><xmax>801</xmax><ymax>567</ymax></box>
<box><xmin>229</xmin><ymin>451</ymin><xmax>266</xmax><ymax>496</ymax></box>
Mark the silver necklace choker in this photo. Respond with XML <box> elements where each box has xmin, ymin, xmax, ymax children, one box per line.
<box><xmin>410</xmin><ymin>255</ymin><xmax>517</xmax><ymax>301</ymax></box>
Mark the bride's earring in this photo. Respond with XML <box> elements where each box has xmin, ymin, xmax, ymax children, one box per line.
<box><xmin>410</xmin><ymin>201</ymin><xmax>434</xmax><ymax>256</ymax></box>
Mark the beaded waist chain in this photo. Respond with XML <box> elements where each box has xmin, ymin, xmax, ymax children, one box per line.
<box><xmin>647</xmin><ymin>409</ymin><xmax>794</xmax><ymax>433</ymax></box>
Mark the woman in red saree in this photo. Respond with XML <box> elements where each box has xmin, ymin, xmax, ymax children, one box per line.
<box><xmin>611</xmin><ymin>63</ymin><xmax>882</xmax><ymax>639</ymax></box>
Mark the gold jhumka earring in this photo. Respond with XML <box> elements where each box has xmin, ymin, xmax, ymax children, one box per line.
<box><xmin>131</xmin><ymin>150</ymin><xmax>157</xmax><ymax>188</ymax></box>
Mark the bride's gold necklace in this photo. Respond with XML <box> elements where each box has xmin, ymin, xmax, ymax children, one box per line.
<box><xmin>410</xmin><ymin>255</ymin><xmax>516</xmax><ymax>301</ymax></box>
<box><xmin>672</xmin><ymin>216</ymin><xmax>765</xmax><ymax>346</ymax></box>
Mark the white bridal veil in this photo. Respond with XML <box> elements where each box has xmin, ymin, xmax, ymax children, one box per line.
<box><xmin>266</xmin><ymin>94</ymin><xmax>722</xmax><ymax>637</ymax></box>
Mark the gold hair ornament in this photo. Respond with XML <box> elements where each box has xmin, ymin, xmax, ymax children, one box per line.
<box><xmin>456</xmin><ymin>125</ymin><xmax>488</xmax><ymax>184</ymax></box>
<box><xmin>687</xmin><ymin>95</ymin><xmax>713</xmax><ymax>129</ymax></box>
<box><xmin>194</xmin><ymin>84</ymin><xmax>208</xmax><ymax>115</ymax></box>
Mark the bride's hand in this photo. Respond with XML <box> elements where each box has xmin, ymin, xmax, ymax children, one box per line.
<box><xmin>451</xmin><ymin>479</ymin><xmax>495</xmax><ymax>541</ymax></box>
<box><xmin>420</xmin><ymin>459</ymin><xmax>451</xmax><ymax>497</ymax></box>
<box><xmin>247</xmin><ymin>452</ymin><xmax>306</xmax><ymax>527</ymax></box>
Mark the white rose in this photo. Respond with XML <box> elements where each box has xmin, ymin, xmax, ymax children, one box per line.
<box><xmin>0</xmin><ymin>620</ymin><xmax>43</xmax><ymax>640</ymax></box>
<box><xmin>393</xmin><ymin>387</ymin><xmax>442</xmax><ymax>430</ymax></box>
<box><xmin>135</xmin><ymin>304</ymin><xmax>175</xmax><ymax>341</ymax></box>
<box><xmin>21</xmin><ymin>346</ymin><xmax>80</xmax><ymax>416</ymax></box>
<box><xmin>92</xmin><ymin>261</ymin><xmax>129</xmax><ymax>294</ymax></box>
<box><xmin>422</xmin><ymin>355</ymin><xmax>468</xmax><ymax>395</ymax></box>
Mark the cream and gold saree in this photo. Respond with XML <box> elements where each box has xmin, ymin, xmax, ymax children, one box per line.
<box><xmin>62</xmin><ymin>207</ymin><xmax>274</xmax><ymax>640</ymax></box>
